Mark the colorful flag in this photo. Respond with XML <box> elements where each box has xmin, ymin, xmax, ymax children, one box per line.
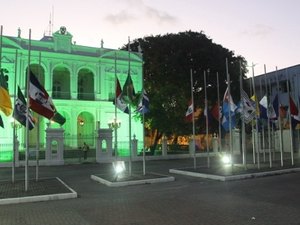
<box><xmin>0</xmin><ymin>69</ymin><xmax>12</xmax><ymax>116</ymax></box>
<box><xmin>136</xmin><ymin>90</ymin><xmax>149</xmax><ymax>114</ymax></box>
<box><xmin>289</xmin><ymin>95</ymin><xmax>298</xmax><ymax>116</ymax></box>
<box><xmin>240</xmin><ymin>89</ymin><xmax>256</xmax><ymax>124</ymax></box>
<box><xmin>222</xmin><ymin>113</ymin><xmax>236</xmax><ymax>132</ymax></box>
<box><xmin>121</xmin><ymin>71</ymin><xmax>136</xmax><ymax>104</ymax></box>
<box><xmin>289</xmin><ymin>96</ymin><xmax>300</xmax><ymax>129</ymax></box>
<box><xmin>13</xmin><ymin>86</ymin><xmax>35</xmax><ymax>130</ymax></box>
<box><xmin>29</xmin><ymin>71</ymin><xmax>66</xmax><ymax>125</ymax></box>
<box><xmin>185</xmin><ymin>100</ymin><xmax>193</xmax><ymax>122</ymax></box>
<box><xmin>114</xmin><ymin>78</ymin><xmax>129</xmax><ymax>114</ymax></box>
<box><xmin>258</xmin><ymin>95</ymin><xmax>277</xmax><ymax>121</ymax></box>
<box><xmin>223</xmin><ymin>87</ymin><xmax>237</xmax><ymax>114</ymax></box>
<box><xmin>211</xmin><ymin>102</ymin><xmax>221</xmax><ymax>122</ymax></box>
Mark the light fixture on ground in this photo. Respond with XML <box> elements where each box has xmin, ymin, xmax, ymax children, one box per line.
<box><xmin>220</xmin><ymin>152</ymin><xmax>232</xmax><ymax>166</ymax></box>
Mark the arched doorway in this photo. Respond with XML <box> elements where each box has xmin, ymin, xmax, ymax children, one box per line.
<box><xmin>77</xmin><ymin>68</ymin><xmax>94</xmax><ymax>100</ymax></box>
<box><xmin>52</xmin><ymin>66</ymin><xmax>70</xmax><ymax>99</ymax></box>
<box><xmin>77</xmin><ymin>112</ymin><xmax>95</xmax><ymax>148</ymax></box>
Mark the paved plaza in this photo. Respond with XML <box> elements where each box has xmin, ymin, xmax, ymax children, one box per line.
<box><xmin>0</xmin><ymin>157</ymin><xmax>300</xmax><ymax>225</ymax></box>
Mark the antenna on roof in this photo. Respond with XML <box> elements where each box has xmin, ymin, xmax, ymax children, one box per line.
<box><xmin>44</xmin><ymin>6</ymin><xmax>54</xmax><ymax>36</ymax></box>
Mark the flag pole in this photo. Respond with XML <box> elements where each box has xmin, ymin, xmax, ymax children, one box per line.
<box><xmin>190</xmin><ymin>69</ymin><xmax>196</xmax><ymax>169</ymax></box>
<box><xmin>263</xmin><ymin>64</ymin><xmax>272</xmax><ymax>168</ymax></box>
<box><xmin>141</xmin><ymin>50</ymin><xmax>146</xmax><ymax>175</ymax></box>
<box><xmin>128</xmin><ymin>37</ymin><xmax>132</xmax><ymax>176</ymax></box>
<box><xmin>258</xmin><ymin>74</ymin><xmax>269</xmax><ymax>162</ymax></box>
<box><xmin>249</xmin><ymin>72</ymin><xmax>256</xmax><ymax>164</ymax></box>
<box><xmin>204</xmin><ymin>70</ymin><xmax>210</xmax><ymax>168</ymax></box>
<box><xmin>275</xmin><ymin>67</ymin><xmax>284</xmax><ymax>166</ymax></box>
<box><xmin>36</xmin><ymin>52</ymin><xmax>42</xmax><ymax>181</ymax></box>
<box><xmin>286</xmin><ymin>69</ymin><xmax>294</xmax><ymax>165</ymax></box>
<box><xmin>239</xmin><ymin>61</ymin><xmax>246</xmax><ymax>167</ymax></box>
<box><xmin>251</xmin><ymin>63</ymin><xmax>260</xmax><ymax>169</ymax></box>
<box><xmin>12</xmin><ymin>49</ymin><xmax>18</xmax><ymax>183</ymax></box>
<box><xmin>216</xmin><ymin>72</ymin><xmax>222</xmax><ymax>152</ymax></box>
<box><xmin>25</xmin><ymin>29</ymin><xmax>32</xmax><ymax>191</ymax></box>
<box><xmin>114</xmin><ymin>52</ymin><xmax>118</xmax><ymax>164</ymax></box>
<box><xmin>225</xmin><ymin>58</ymin><xmax>233</xmax><ymax>166</ymax></box>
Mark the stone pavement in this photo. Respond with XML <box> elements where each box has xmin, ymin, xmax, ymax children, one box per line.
<box><xmin>0</xmin><ymin>156</ymin><xmax>300</xmax><ymax>225</ymax></box>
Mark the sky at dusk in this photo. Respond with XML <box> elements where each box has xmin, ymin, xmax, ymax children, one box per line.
<box><xmin>1</xmin><ymin>0</ymin><xmax>299</xmax><ymax>76</ymax></box>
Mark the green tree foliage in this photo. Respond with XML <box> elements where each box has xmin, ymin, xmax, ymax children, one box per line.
<box><xmin>124</xmin><ymin>31</ymin><xmax>248</xmax><ymax>151</ymax></box>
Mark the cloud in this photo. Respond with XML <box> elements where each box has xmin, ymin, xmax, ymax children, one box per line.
<box><xmin>240</xmin><ymin>24</ymin><xmax>274</xmax><ymax>38</ymax></box>
<box><xmin>105</xmin><ymin>10</ymin><xmax>136</xmax><ymax>25</ymax></box>
<box><xmin>104</xmin><ymin>0</ymin><xmax>177</xmax><ymax>25</ymax></box>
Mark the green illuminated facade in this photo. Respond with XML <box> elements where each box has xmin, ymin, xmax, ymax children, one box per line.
<box><xmin>0</xmin><ymin>26</ymin><xmax>143</xmax><ymax>162</ymax></box>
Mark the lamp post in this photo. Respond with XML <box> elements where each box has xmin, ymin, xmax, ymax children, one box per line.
<box><xmin>108</xmin><ymin>118</ymin><xmax>121</xmax><ymax>157</ymax></box>
<box><xmin>10</xmin><ymin>118</ymin><xmax>22</xmax><ymax>183</ymax></box>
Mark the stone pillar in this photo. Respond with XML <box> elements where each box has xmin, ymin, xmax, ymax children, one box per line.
<box><xmin>96</xmin><ymin>128</ymin><xmax>113</xmax><ymax>163</ymax></box>
<box><xmin>45</xmin><ymin>127</ymin><xmax>64</xmax><ymax>165</ymax></box>
<box><xmin>233</xmin><ymin>129</ymin><xmax>241</xmax><ymax>155</ymax></box>
<box><xmin>132</xmin><ymin>134</ymin><xmax>138</xmax><ymax>158</ymax></box>
<box><xmin>189</xmin><ymin>136</ymin><xmax>195</xmax><ymax>155</ymax></box>
<box><xmin>212</xmin><ymin>133</ymin><xmax>219</xmax><ymax>153</ymax></box>
<box><xmin>161</xmin><ymin>135</ymin><xmax>168</xmax><ymax>156</ymax></box>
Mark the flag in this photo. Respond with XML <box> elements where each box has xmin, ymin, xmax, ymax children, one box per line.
<box><xmin>29</xmin><ymin>71</ymin><xmax>55</xmax><ymax>119</ymax></box>
<box><xmin>211</xmin><ymin>102</ymin><xmax>221</xmax><ymax>122</ymax></box>
<box><xmin>136</xmin><ymin>90</ymin><xmax>149</xmax><ymax>114</ymax></box>
<box><xmin>240</xmin><ymin>89</ymin><xmax>256</xmax><ymax>124</ymax></box>
<box><xmin>259</xmin><ymin>95</ymin><xmax>277</xmax><ymax>120</ymax></box>
<box><xmin>289</xmin><ymin>95</ymin><xmax>298</xmax><ymax>116</ymax></box>
<box><xmin>251</xmin><ymin>95</ymin><xmax>260</xmax><ymax>116</ymax></box>
<box><xmin>185</xmin><ymin>100</ymin><xmax>193</xmax><ymax>122</ymax></box>
<box><xmin>204</xmin><ymin>104</ymin><xmax>214</xmax><ymax>126</ymax></box>
<box><xmin>223</xmin><ymin>87</ymin><xmax>237</xmax><ymax>114</ymax></box>
<box><xmin>13</xmin><ymin>86</ymin><xmax>35</xmax><ymax>130</ymax></box>
<box><xmin>121</xmin><ymin>71</ymin><xmax>136</xmax><ymax>104</ymax></box>
<box><xmin>0</xmin><ymin>115</ymin><xmax>3</xmax><ymax>128</ymax></box>
<box><xmin>222</xmin><ymin>113</ymin><xmax>236</xmax><ymax>132</ymax></box>
<box><xmin>289</xmin><ymin>95</ymin><xmax>300</xmax><ymax>129</ymax></box>
<box><xmin>222</xmin><ymin>88</ymin><xmax>236</xmax><ymax>131</ymax></box>
<box><xmin>0</xmin><ymin>69</ymin><xmax>12</xmax><ymax>116</ymax></box>
<box><xmin>114</xmin><ymin>78</ymin><xmax>129</xmax><ymax>114</ymax></box>
<box><xmin>272</xmin><ymin>94</ymin><xmax>279</xmax><ymax>119</ymax></box>
<box><xmin>29</xmin><ymin>71</ymin><xmax>66</xmax><ymax>125</ymax></box>
<box><xmin>51</xmin><ymin>111</ymin><xmax>66</xmax><ymax>125</ymax></box>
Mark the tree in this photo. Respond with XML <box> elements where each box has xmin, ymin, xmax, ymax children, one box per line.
<box><xmin>124</xmin><ymin>31</ymin><xmax>248</xmax><ymax>153</ymax></box>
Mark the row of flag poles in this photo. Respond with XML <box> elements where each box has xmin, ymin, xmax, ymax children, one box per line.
<box><xmin>186</xmin><ymin>60</ymin><xmax>300</xmax><ymax>169</ymax></box>
<box><xmin>112</xmin><ymin>38</ymin><xmax>150</xmax><ymax>176</ymax></box>
<box><xmin>0</xmin><ymin>27</ymin><xmax>66</xmax><ymax>190</ymax></box>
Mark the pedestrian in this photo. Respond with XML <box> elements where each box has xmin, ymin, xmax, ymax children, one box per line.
<box><xmin>83</xmin><ymin>142</ymin><xmax>89</xmax><ymax>160</ymax></box>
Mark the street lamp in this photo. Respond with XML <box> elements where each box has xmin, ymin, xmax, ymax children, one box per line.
<box><xmin>107</xmin><ymin>118</ymin><xmax>121</xmax><ymax>130</ymax></box>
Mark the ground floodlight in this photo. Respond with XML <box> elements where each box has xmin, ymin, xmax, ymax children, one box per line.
<box><xmin>113</xmin><ymin>161</ymin><xmax>126</xmax><ymax>174</ymax></box>
<box><xmin>221</xmin><ymin>154</ymin><xmax>231</xmax><ymax>165</ymax></box>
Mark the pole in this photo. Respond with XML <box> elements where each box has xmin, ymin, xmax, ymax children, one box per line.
<box><xmin>216</xmin><ymin>72</ymin><xmax>222</xmax><ymax>152</ymax></box>
<box><xmin>114</xmin><ymin>52</ymin><xmax>118</xmax><ymax>162</ymax></box>
<box><xmin>263</xmin><ymin>65</ymin><xmax>272</xmax><ymax>168</ymax></box>
<box><xmin>286</xmin><ymin>69</ymin><xmax>294</xmax><ymax>165</ymax></box>
<box><xmin>12</xmin><ymin>49</ymin><xmax>18</xmax><ymax>183</ymax></box>
<box><xmin>239</xmin><ymin>61</ymin><xmax>246</xmax><ymax>167</ymax></box>
<box><xmin>251</xmin><ymin>63</ymin><xmax>260</xmax><ymax>169</ymax></box>
<box><xmin>128</xmin><ymin>37</ymin><xmax>132</xmax><ymax>175</ymax></box>
<box><xmin>36</xmin><ymin>52</ymin><xmax>41</xmax><ymax>181</ymax></box>
<box><xmin>225</xmin><ymin>58</ymin><xmax>233</xmax><ymax>166</ymax></box>
<box><xmin>259</xmin><ymin>75</ymin><xmax>266</xmax><ymax>162</ymax></box>
<box><xmin>25</xmin><ymin>29</ymin><xmax>32</xmax><ymax>191</ymax></box>
<box><xmin>190</xmin><ymin>69</ymin><xmax>196</xmax><ymax>169</ymax></box>
<box><xmin>204</xmin><ymin>70</ymin><xmax>210</xmax><ymax>168</ymax></box>
<box><xmin>275</xmin><ymin>67</ymin><xmax>284</xmax><ymax>166</ymax></box>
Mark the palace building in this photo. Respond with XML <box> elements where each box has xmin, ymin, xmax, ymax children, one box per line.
<box><xmin>0</xmin><ymin>26</ymin><xmax>144</xmax><ymax>162</ymax></box>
